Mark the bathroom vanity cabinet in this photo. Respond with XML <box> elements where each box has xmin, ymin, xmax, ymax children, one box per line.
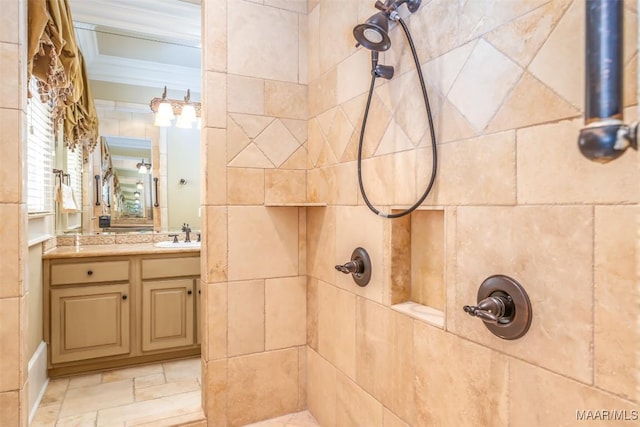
<box><xmin>43</xmin><ymin>246</ymin><xmax>201</xmax><ymax>377</ymax></box>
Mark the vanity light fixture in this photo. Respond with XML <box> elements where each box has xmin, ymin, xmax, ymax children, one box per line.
<box><xmin>150</xmin><ymin>86</ymin><xmax>201</xmax><ymax>129</ymax></box>
<box><xmin>136</xmin><ymin>159</ymin><xmax>151</xmax><ymax>174</ymax></box>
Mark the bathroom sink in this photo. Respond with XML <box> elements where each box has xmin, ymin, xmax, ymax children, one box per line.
<box><xmin>154</xmin><ymin>241</ymin><xmax>201</xmax><ymax>248</ymax></box>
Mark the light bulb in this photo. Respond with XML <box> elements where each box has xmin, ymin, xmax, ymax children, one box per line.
<box><xmin>136</xmin><ymin>181</ymin><xmax>143</xmax><ymax>190</ymax></box>
<box><xmin>157</xmin><ymin>101</ymin><xmax>174</xmax><ymax>120</ymax></box>
<box><xmin>181</xmin><ymin>104</ymin><xmax>196</xmax><ymax>122</ymax></box>
<box><xmin>154</xmin><ymin>113</ymin><xmax>171</xmax><ymax>127</ymax></box>
<box><xmin>138</xmin><ymin>164</ymin><xmax>148</xmax><ymax>174</ymax></box>
<box><xmin>176</xmin><ymin>113</ymin><xmax>193</xmax><ymax>129</ymax></box>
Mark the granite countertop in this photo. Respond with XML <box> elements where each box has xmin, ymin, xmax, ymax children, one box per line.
<box><xmin>43</xmin><ymin>243</ymin><xmax>200</xmax><ymax>259</ymax></box>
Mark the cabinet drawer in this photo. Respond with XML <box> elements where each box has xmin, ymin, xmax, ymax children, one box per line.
<box><xmin>141</xmin><ymin>257</ymin><xmax>200</xmax><ymax>279</ymax></box>
<box><xmin>51</xmin><ymin>261</ymin><xmax>129</xmax><ymax>285</ymax></box>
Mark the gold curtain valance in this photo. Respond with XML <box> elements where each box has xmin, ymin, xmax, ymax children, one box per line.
<box><xmin>27</xmin><ymin>0</ymin><xmax>98</xmax><ymax>153</ymax></box>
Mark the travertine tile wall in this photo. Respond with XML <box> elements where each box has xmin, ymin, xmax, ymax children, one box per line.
<box><xmin>305</xmin><ymin>1</ymin><xmax>640</xmax><ymax>427</ymax></box>
<box><xmin>202</xmin><ymin>0</ymin><xmax>309</xmax><ymax>425</ymax></box>
<box><xmin>0</xmin><ymin>0</ymin><xmax>28</xmax><ymax>425</ymax></box>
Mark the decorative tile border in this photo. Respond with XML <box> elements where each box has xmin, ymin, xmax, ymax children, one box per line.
<box><xmin>55</xmin><ymin>232</ymin><xmax>196</xmax><ymax>246</ymax></box>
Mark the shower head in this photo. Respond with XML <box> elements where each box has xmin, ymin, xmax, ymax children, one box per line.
<box><xmin>353</xmin><ymin>0</ymin><xmax>422</xmax><ymax>51</ymax></box>
<box><xmin>353</xmin><ymin>12</ymin><xmax>391</xmax><ymax>51</ymax></box>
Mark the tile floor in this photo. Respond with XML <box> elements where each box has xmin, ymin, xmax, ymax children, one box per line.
<box><xmin>31</xmin><ymin>357</ymin><xmax>319</xmax><ymax>427</ymax></box>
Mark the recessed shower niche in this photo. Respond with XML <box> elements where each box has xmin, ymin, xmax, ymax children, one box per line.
<box><xmin>390</xmin><ymin>208</ymin><xmax>446</xmax><ymax>328</ymax></box>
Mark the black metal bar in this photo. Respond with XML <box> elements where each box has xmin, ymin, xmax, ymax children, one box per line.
<box><xmin>153</xmin><ymin>177</ymin><xmax>159</xmax><ymax>208</ymax></box>
<box><xmin>585</xmin><ymin>0</ymin><xmax>623</xmax><ymax>123</ymax></box>
<box><xmin>94</xmin><ymin>175</ymin><xmax>101</xmax><ymax>206</ymax></box>
<box><xmin>578</xmin><ymin>0</ymin><xmax>637</xmax><ymax>163</ymax></box>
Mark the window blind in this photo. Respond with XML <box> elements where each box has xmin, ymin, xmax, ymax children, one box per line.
<box><xmin>27</xmin><ymin>78</ymin><xmax>55</xmax><ymax>214</ymax></box>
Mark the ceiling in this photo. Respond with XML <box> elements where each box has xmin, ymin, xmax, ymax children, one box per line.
<box><xmin>69</xmin><ymin>0</ymin><xmax>202</xmax><ymax>104</ymax></box>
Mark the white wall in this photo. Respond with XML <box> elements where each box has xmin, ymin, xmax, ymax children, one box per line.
<box><xmin>167</xmin><ymin>126</ymin><xmax>201</xmax><ymax>231</ymax></box>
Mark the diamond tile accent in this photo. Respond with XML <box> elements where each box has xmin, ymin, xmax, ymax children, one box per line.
<box><xmin>340</xmin><ymin>93</ymin><xmax>366</xmax><ymax>128</ymax></box>
<box><xmin>255</xmin><ymin>120</ymin><xmax>301</xmax><ymax>167</ymax></box>
<box><xmin>307</xmin><ymin>118</ymin><xmax>325</xmax><ymax>167</ymax></box>
<box><xmin>528</xmin><ymin>0</ymin><xmax>584</xmax><ymax>109</ymax></box>
<box><xmin>375</xmin><ymin>120</ymin><xmax>413</xmax><ymax>156</ymax></box>
<box><xmin>484</xmin><ymin>0</ymin><xmax>572</xmax><ymax>68</ymax></box>
<box><xmin>327</xmin><ymin>108</ymin><xmax>354</xmax><ymax>161</ymax></box>
<box><xmin>281</xmin><ymin>145</ymin><xmax>309</xmax><ymax>170</ymax></box>
<box><xmin>424</xmin><ymin>41</ymin><xmax>477</xmax><ymax>96</ymax></box>
<box><xmin>281</xmin><ymin>118</ymin><xmax>308</xmax><ymax>144</ymax></box>
<box><xmin>229</xmin><ymin>113</ymin><xmax>274</xmax><ymax>139</ymax></box>
<box><xmin>317</xmin><ymin>107</ymin><xmax>337</xmax><ymax>138</ymax></box>
<box><xmin>227</xmin><ymin>116</ymin><xmax>251</xmax><ymax>162</ymax></box>
<box><xmin>448</xmin><ymin>38</ymin><xmax>523</xmax><ymax>131</ymax></box>
<box><xmin>487</xmin><ymin>72</ymin><xmax>580</xmax><ymax>133</ymax></box>
<box><xmin>458</xmin><ymin>0</ymin><xmax>548</xmax><ymax>42</ymax></box>
<box><xmin>228</xmin><ymin>143</ymin><xmax>275</xmax><ymax>168</ymax></box>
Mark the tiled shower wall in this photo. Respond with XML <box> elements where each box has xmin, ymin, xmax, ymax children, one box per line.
<box><xmin>304</xmin><ymin>0</ymin><xmax>640</xmax><ymax>426</ymax></box>
<box><xmin>201</xmin><ymin>0</ymin><xmax>309</xmax><ymax>426</ymax></box>
<box><xmin>201</xmin><ymin>0</ymin><xmax>640</xmax><ymax>425</ymax></box>
<box><xmin>0</xmin><ymin>0</ymin><xmax>28</xmax><ymax>425</ymax></box>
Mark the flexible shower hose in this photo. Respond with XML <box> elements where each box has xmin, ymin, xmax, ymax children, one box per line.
<box><xmin>357</xmin><ymin>17</ymin><xmax>437</xmax><ymax>219</ymax></box>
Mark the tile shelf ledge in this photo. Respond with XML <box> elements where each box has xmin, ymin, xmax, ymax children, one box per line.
<box><xmin>391</xmin><ymin>301</ymin><xmax>445</xmax><ymax>329</ymax></box>
<box><xmin>264</xmin><ymin>202</ymin><xmax>328</xmax><ymax>207</ymax></box>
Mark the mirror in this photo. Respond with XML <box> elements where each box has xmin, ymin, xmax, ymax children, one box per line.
<box><xmin>101</xmin><ymin>136</ymin><xmax>154</xmax><ymax>230</ymax></box>
<box><xmin>59</xmin><ymin>0</ymin><xmax>201</xmax><ymax>235</ymax></box>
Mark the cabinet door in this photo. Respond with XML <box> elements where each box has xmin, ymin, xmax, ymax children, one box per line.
<box><xmin>51</xmin><ymin>284</ymin><xmax>130</xmax><ymax>364</ymax></box>
<box><xmin>142</xmin><ymin>278</ymin><xmax>194</xmax><ymax>351</ymax></box>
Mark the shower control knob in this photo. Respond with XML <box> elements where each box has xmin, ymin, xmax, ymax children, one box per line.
<box><xmin>463</xmin><ymin>295</ymin><xmax>512</xmax><ymax>324</ymax></box>
<box><xmin>335</xmin><ymin>260</ymin><xmax>362</xmax><ymax>275</ymax></box>
<box><xmin>463</xmin><ymin>275</ymin><xmax>532</xmax><ymax>340</ymax></box>
<box><xmin>335</xmin><ymin>247</ymin><xmax>372</xmax><ymax>287</ymax></box>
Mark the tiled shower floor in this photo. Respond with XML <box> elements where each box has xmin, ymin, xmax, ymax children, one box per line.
<box><xmin>31</xmin><ymin>357</ymin><xmax>319</xmax><ymax>426</ymax></box>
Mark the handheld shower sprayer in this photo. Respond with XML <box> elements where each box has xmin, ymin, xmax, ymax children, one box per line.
<box><xmin>352</xmin><ymin>0</ymin><xmax>438</xmax><ymax>219</ymax></box>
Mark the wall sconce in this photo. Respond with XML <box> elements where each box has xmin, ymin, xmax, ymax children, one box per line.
<box><xmin>150</xmin><ymin>86</ymin><xmax>201</xmax><ymax>129</ymax></box>
<box><xmin>136</xmin><ymin>159</ymin><xmax>151</xmax><ymax>174</ymax></box>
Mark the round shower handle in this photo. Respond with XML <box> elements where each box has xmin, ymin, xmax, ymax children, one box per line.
<box><xmin>335</xmin><ymin>247</ymin><xmax>372</xmax><ymax>287</ymax></box>
<box><xmin>335</xmin><ymin>260</ymin><xmax>362</xmax><ymax>275</ymax></box>
<box><xmin>463</xmin><ymin>275</ymin><xmax>532</xmax><ymax>340</ymax></box>
<box><xmin>463</xmin><ymin>294</ymin><xmax>512</xmax><ymax>324</ymax></box>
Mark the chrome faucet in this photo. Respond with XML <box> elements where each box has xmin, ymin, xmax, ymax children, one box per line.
<box><xmin>182</xmin><ymin>223</ymin><xmax>191</xmax><ymax>242</ymax></box>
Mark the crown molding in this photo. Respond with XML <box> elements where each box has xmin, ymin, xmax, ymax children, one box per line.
<box><xmin>69</xmin><ymin>0</ymin><xmax>201</xmax><ymax>46</ymax></box>
<box><xmin>76</xmin><ymin>28</ymin><xmax>200</xmax><ymax>92</ymax></box>
<box><xmin>86</xmin><ymin>54</ymin><xmax>201</xmax><ymax>92</ymax></box>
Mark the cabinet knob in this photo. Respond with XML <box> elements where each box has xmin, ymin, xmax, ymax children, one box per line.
<box><xmin>122</xmin><ymin>295</ymin><xmax>128</xmax><ymax>300</ymax></box>
<box><xmin>87</xmin><ymin>270</ymin><xmax>93</xmax><ymax>276</ymax></box>
<box><xmin>187</xmin><ymin>290</ymin><xmax>193</xmax><ymax>295</ymax></box>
